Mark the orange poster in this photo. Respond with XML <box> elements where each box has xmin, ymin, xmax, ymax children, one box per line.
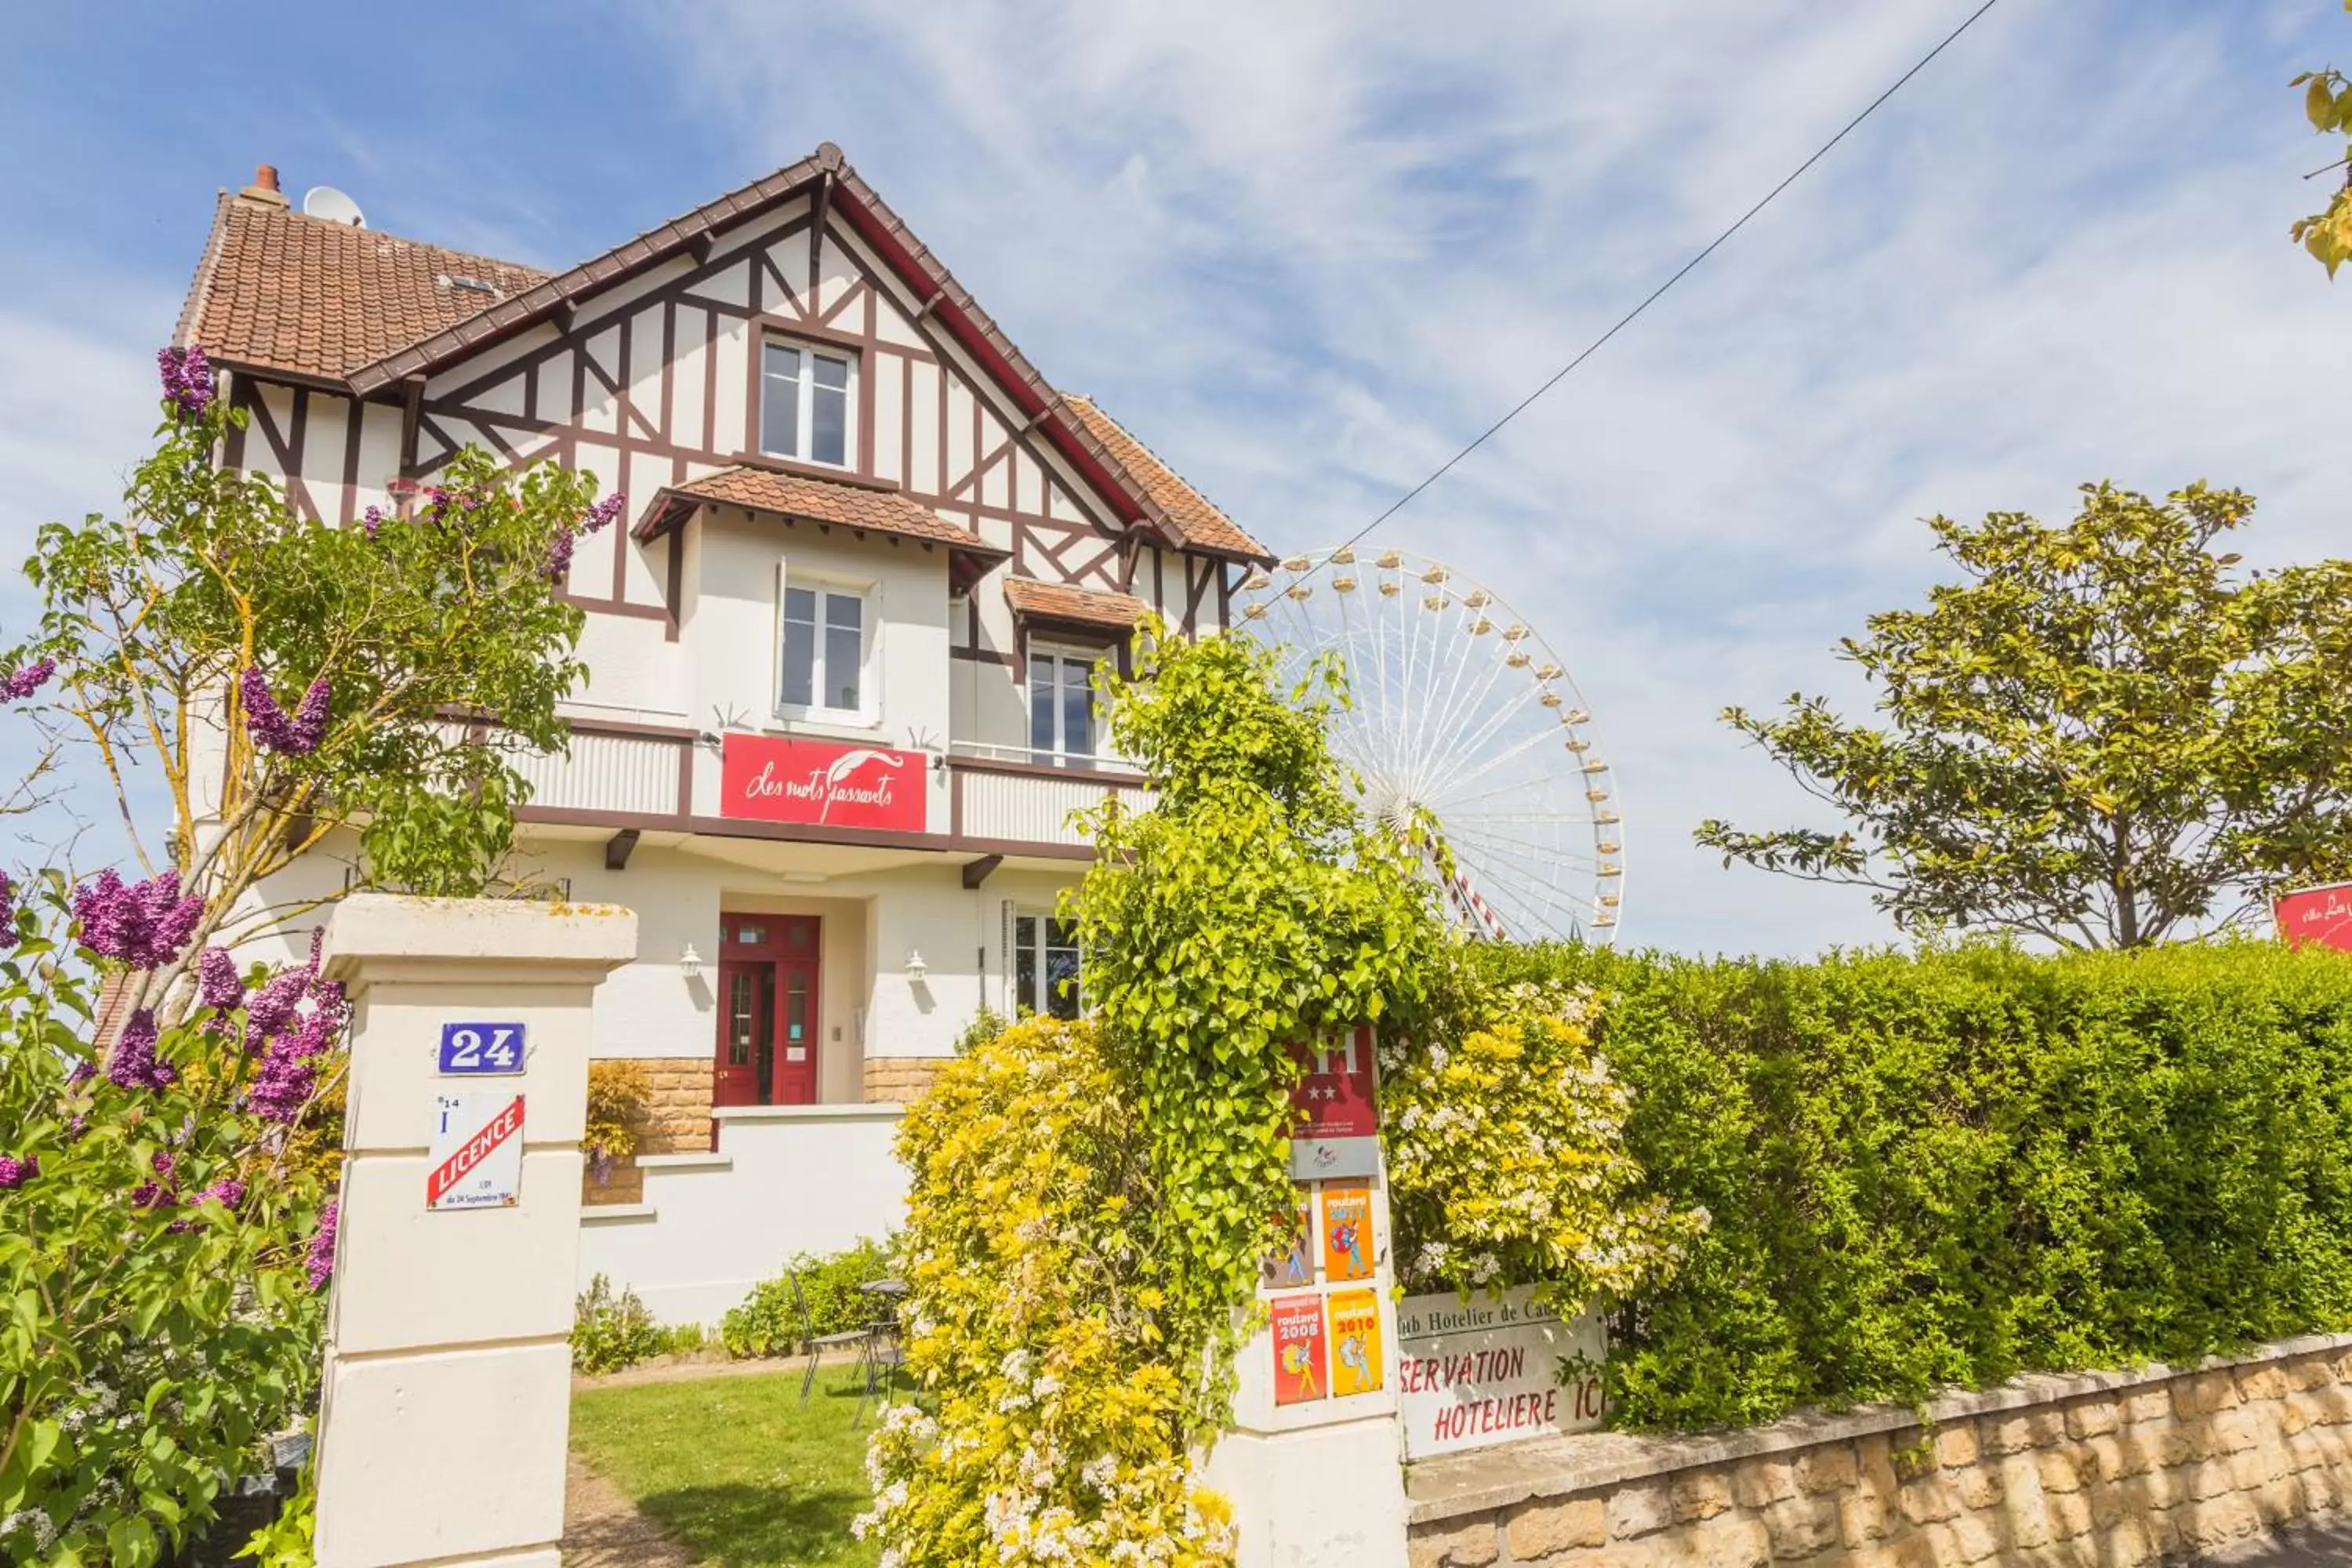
<box><xmin>1270</xmin><ymin>1294</ymin><xmax>1327</xmax><ymax>1405</ymax></box>
<box><xmin>1261</xmin><ymin>1192</ymin><xmax>1314</xmax><ymax>1289</ymax></box>
<box><xmin>1330</xmin><ymin>1288</ymin><xmax>1384</xmax><ymax>1396</ymax></box>
<box><xmin>1319</xmin><ymin>1182</ymin><xmax>1374</xmax><ymax>1282</ymax></box>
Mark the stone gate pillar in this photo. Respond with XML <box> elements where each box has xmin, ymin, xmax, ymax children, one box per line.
<box><xmin>1206</xmin><ymin>1026</ymin><xmax>1410</xmax><ymax>1568</ymax></box>
<box><xmin>310</xmin><ymin>895</ymin><xmax>637</xmax><ymax>1568</ymax></box>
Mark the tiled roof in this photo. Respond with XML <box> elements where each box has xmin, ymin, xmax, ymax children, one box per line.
<box><xmin>176</xmin><ymin>193</ymin><xmax>550</xmax><ymax>379</ymax></box>
<box><xmin>1060</xmin><ymin>396</ymin><xmax>1269</xmax><ymax>561</ymax></box>
<box><xmin>1004</xmin><ymin>575</ymin><xmax>1150</xmax><ymax>632</ymax></box>
<box><xmin>643</xmin><ymin>465</ymin><xmax>995</xmax><ymax>550</ymax></box>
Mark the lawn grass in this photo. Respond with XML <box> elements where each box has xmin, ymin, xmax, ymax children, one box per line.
<box><xmin>571</xmin><ymin>1365</ymin><xmax>906</xmax><ymax>1567</ymax></box>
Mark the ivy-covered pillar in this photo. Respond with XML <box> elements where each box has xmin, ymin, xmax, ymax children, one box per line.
<box><xmin>310</xmin><ymin>895</ymin><xmax>637</xmax><ymax>1568</ymax></box>
<box><xmin>1206</xmin><ymin>1027</ymin><xmax>1410</xmax><ymax>1568</ymax></box>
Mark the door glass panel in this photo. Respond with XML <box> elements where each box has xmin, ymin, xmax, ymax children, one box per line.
<box><xmin>786</xmin><ymin>974</ymin><xmax>808</xmax><ymax>1043</ymax></box>
<box><xmin>1046</xmin><ymin>918</ymin><xmax>1082</xmax><ymax>1020</ymax></box>
<box><xmin>757</xmin><ymin>966</ymin><xmax>777</xmax><ymax>1105</ymax></box>
<box><xmin>734</xmin><ymin>922</ymin><xmax>766</xmax><ymax>946</ymax></box>
<box><xmin>728</xmin><ymin>971</ymin><xmax>753</xmax><ymax>1065</ymax></box>
<box><xmin>1014</xmin><ymin>915</ymin><xmax>1039</xmax><ymax>1014</ymax></box>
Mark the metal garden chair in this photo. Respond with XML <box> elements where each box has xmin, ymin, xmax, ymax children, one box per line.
<box><xmin>795</xmin><ymin>1271</ymin><xmax>870</xmax><ymax>1406</ymax></box>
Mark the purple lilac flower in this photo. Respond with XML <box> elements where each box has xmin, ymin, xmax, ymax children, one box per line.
<box><xmin>158</xmin><ymin>345</ymin><xmax>215</xmax><ymax>418</ymax></box>
<box><xmin>130</xmin><ymin>1151</ymin><xmax>179</xmax><ymax>1211</ymax></box>
<box><xmin>0</xmin><ymin>869</ymin><xmax>15</xmax><ymax>953</ymax></box>
<box><xmin>198</xmin><ymin>946</ymin><xmax>245</xmax><ymax>1010</ymax></box>
<box><xmin>248</xmin><ymin>979</ymin><xmax>347</xmax><ymax>1124</ymax></box>
<box><xmin>0</xmin><ymin>659</ymin><xmax>53</xmax><ymax>704</ymax></box>
<box><xmin>306</xmin><ymin>1201</ymin><xmax>339</xmax><ymax>1290</ymax></box>
<box><xmin>240</xmin><ymin>666</ymin><xmax>331</xmax><ymax>757</ymax></box>
<box><xmin>361</xmin><ymin>505</ymin><xmax>387</xmax><ymax>540</ymax></box>
<box><xmin>544</xmin><ymin>525</ymin><xmax>579</xmax><ymax>582</ymax></box>
<box><xmin>583</xmin><ymin>492</ymin><xmax>626</xmax><ymax>535</ymax></box>
<box><xmin>0</xmin><ymin>1155</ymin><xmax>37</xmax><ymax>1189</ymax></box>
<box><xmin>66</xmin><ymin>1058</ymin><xmax>95</xmax><ymax>1088</ymax></box>
<box><xmin>202</xmin><ymin>1177</ymin><xmax>246</xmax><ymax>1209</ymax></box>
<box><xmin>70</xmin><ymin>869</ymin><xmax>205</xmax><ymax>969</ymax></box>
<box><xmin>107</xmin><ymin>1008</ymin><xmax>178</xmax><ymax>1092</ymax></box>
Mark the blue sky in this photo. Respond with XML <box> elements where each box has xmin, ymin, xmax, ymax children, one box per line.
<box><xmin>2</xmin><ymin>2</ymin><xmax>2347</xmax><ymax>955</ymax></box>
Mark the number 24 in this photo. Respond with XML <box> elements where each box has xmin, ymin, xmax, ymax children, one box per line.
<box><xmin>448</xmin><ymin>1028</ymin><xmax>521</xmax><ymax>1069</ymax></box>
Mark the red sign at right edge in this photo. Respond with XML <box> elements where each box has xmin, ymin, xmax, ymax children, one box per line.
<box><xmin>2277</xmin><ymin>884</ymin><xmax>2352</xmax><ymax>954</ymax></box>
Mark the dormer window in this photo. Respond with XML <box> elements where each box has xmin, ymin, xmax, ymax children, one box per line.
<box><xmin>761</xmin><ymin>340</ymin><xmax>854</xmax><ymax>468</ymax></box>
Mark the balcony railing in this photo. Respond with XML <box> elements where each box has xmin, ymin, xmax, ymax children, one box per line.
<box><xmin>946</xmin><ymin>747</ymin><xmax>1150</xmax><ymax>851</ymax></box>
<box><xmin>499</xmin><ymin>718</ymin><xmax>1148</xmax><ymax>857</ymax></box>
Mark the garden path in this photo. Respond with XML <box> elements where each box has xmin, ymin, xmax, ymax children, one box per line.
<box><xmin>563</xmin><ymin>1450</ymin><xmax>697</xmax><ymax>1568</ymax></box>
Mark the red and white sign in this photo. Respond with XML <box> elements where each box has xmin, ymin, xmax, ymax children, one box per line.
<box><xmin>1396</xmin><ymin>1285</ymin><xmax>1607</xmax><ymax>1459</ymax></box>
<box><xmin>1287</xmin><ymin>1026</ymin><xmax>1379</xmax><ymax>1180</ymax></box>
<box><xmin>2277</xmin><ymin>884</ymin><xmax>2352</xmax><ymax>955</ymax></box>
<box><xmin>426</xmin><ymin>1092</ymin><xmax>525</xmax><ymax>1210</ymax></box>
<box><xmin>720</xmin><ymin>734</ymin><xmax>925</xmax><ymax>832</ymax></box>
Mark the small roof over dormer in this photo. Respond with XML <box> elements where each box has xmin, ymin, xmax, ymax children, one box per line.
<box><xmin>638</xmin><ymin>463</ymin><xmax>1010</xmax><ymax>593</ymax></box>
<box><xmin>1004</xmin><ymin>575</ymin><xmax>1151</xmax><ymax>638</ymax></box>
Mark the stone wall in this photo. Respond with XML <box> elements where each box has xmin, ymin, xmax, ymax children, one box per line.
<box><xmin>583</xmin><ymin>1055</ymin><xmax>708</xmax><ymax>1207</ymax></box>
<box><xmin>1408</xmin><ymin>1333</ymin><xmax>2352</xmax><ymax>1568</ymax></box>
<box><xmin>863</xmin><ymin>1055</ymin><xmax>945</xmax><ymax>1103</ymax></box>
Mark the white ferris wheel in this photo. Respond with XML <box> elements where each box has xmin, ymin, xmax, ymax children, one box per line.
<box><xmin>1236</xmin><ymin>546</ymin><xmax>1624</xmax><ymax>945</ymax></box>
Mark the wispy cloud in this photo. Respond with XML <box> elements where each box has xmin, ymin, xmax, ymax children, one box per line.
<box><xmin>649</xmin><ymin>0</ymin><xmax>2352</xmax><ymax>956</ymax></box>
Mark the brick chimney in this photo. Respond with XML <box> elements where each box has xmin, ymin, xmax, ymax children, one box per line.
<box><xmin>237</xmin><ymin>163</ymin><xmax>289</xmax><ymax>209</ymax></box>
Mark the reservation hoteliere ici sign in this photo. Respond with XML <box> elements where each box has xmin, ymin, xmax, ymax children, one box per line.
<box><xmin>1396</xmin><ymin>1284</ymin><xmax>1607</xmax><ymax>1460</ymax></box>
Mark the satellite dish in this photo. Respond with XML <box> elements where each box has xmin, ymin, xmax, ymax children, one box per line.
<box><xmin>302</xmin><ymin>186</ymin><xmax>366</xmax><ymax>227</ymax></box>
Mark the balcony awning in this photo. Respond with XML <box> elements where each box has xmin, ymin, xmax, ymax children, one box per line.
<box><xmin>1004</xmin><ymin>575</ymin><xmax>1150</xmax><ymax>641</ymax></box>
<box><xmin>636</xmin><ymin>461</ymin><xmax>1009</xmax><ymax>590</ymax></box>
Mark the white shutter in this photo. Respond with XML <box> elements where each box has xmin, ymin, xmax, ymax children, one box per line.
<box><xmin>1000</xmin><ymin>899</ymin><xmax>1018</xmax><ymax>1012</ymax></box>
<box><xmin>786</xmin><ymin>557</ymin><xmax>804</xmax><ymax>719</ymax></box>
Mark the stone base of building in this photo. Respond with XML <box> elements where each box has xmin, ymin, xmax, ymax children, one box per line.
<box><xmin>1408</xmin><ymin>1334</ymin><xmax>2352</xmax><ymax>1568</ymax></box>
<box><xmin>863</xmin><ymin>1056</ymin><xmax>946</xmax><ymax>1103</ymax></box>
<box><xmin>633</xmin><ymin>1057</ymin><xmax>717</xmax><ymax>1153</ymax></box>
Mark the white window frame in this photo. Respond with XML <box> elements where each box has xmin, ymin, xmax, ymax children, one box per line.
<box><xmin>1026</xmin><ymin>642</ymin><xmax>1109</xmax><ymax>767</ymax></box>
<box><xmin>759</xmin><ymin>337</ymin><xmax>858</xmax><ymax>470</ymax></box>
<box><xmin>1007</xmin><ymin>905</ymin><xmax>1083</xmax><ymax>1020</ymax></box>
<box><xmin>775</xmin><ymin>561</ymin><xmax>878</xmax><ymax>724</ymax></box>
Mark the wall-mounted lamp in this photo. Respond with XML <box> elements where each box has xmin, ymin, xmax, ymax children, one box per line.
<box><xmin>679</xmin><ymin>942</ymin><xmax>703</xmax><ymax>981</ymax></box>
<box><xmin>906</xmin><ymin>949</ymin><xmax>929</xmax><ymax>984</ymax></box>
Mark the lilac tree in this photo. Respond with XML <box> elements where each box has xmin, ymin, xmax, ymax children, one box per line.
<box><xmin>4</xmin><ymin>347</ymin><xmax>622</xmax><ymax>1021</ymax></box>
<box><xmin>0</xmin><ymin>871</ymin><xmax>339</xmax><ymax>1563</ymax></box>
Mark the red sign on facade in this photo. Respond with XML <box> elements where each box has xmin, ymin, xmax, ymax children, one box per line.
<box><xmin>720</xmin><ymin>734</ymin><xmax>926</xmax><ymax>832</ymax></box>
<box><xmin>2278</xmin><ymin>884</ymin><xmax>2352</xmax><ymax>954</ymax></box>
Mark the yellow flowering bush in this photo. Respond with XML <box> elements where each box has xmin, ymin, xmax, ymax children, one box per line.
<box><xmin>1383</xmin><ymin>977</ymin><xmax>1704</xmax><ymax>1306</ymax></box>
<box><xmin>858</xmin><ymin>1017</ymin><xmax>1235</xmax><ymax>1567</ymax></box>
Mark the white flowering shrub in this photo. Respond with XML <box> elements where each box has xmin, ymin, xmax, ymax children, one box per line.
<box><xmin>1382</xmin><ymin>978</ymin><xmax>1705</xmax><ymax>1306</ymax></box>
<box><xmin>857</xmin><ymin>1018</ymin><xmax>1235</xmax><ymax>1567</ymax></box>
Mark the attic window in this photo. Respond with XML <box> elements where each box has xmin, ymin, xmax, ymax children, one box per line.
<box><xmin>439</xmin><ymin>274</ymin><xmax>502</xmax><ymax>297</ymax></box>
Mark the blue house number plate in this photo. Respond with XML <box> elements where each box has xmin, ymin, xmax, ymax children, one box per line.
<box><xmin>438</xmin><ymin>1022</ymin><xmax>527</xmax><ymax>1075</ymax></box>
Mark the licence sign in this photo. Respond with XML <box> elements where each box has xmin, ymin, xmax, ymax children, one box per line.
<box><xmin>427</xmin><ymin>1092</ymin><xmax>525</xmax><ymax>1210</ymax></box>
<box><xmin>438</xmin><ymin>1021</ymin><xmax>526</xmax><ymax>1075</ymax></box>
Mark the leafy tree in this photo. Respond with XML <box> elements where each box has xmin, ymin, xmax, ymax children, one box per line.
<box><xmin>1696</xmin><ymin>482</ymin><xmax>2352</xmax><ymax>948</ymax></box>
<box><xmin>2292</xmin><ymin>2</ymin><xmax>2352</xmax><ymax>275</ymax></box>
<box><xmin>3</xmin><ymin>348</ymin><xmax>619</xmax><ymax>1021</ymax></box>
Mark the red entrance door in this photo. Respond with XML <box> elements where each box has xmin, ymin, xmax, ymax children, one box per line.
<box><xmin>712</xmin><ymin>914</ymin><xmax>822</xmax><ymax>1107</ymax></box>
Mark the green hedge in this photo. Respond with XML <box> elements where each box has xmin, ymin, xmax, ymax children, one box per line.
<box><xmin>1468</xmin><ymin>940</ymin><xmax>2352</xmax><ymax>1430</ymax></box>
<box><xmin>721</xmin><ymin>1237</ymin><xmax>897</xmax><ymax>1359</ymax></box>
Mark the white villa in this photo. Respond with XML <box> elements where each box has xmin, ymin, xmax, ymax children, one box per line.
<box><xmin>176</xmin><ymin>147</ymin><xmax>1270</xmax><ymax>1321</ymax></box>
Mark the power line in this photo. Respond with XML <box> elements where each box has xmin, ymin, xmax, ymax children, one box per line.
<box><xmin>1333</xmin><ymin>0</ymin><xmax>2005</xmax><ymax>555</ymax></box>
